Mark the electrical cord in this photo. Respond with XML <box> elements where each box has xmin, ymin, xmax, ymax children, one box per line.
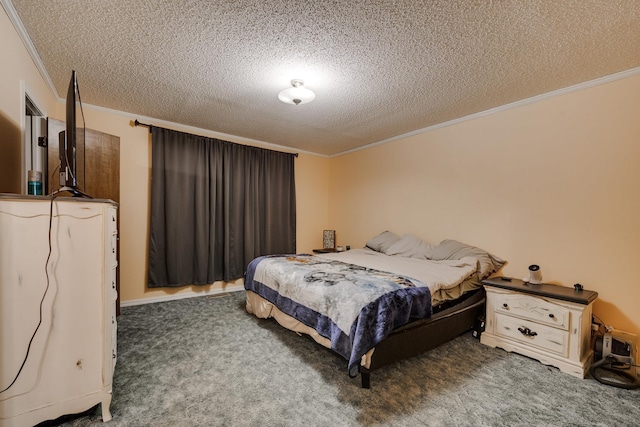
<box><xmin>50</xmin><ymin>163</ymin><xmax>60</xmax><ymax>192</ymax></box>
<box><xmin>0</xmin><ymin>193</ymin><xmax>57</xmax><ymax>394</ymax></box>
<box><xmin>591</xmin><ymin>314</ymin><xmax>613</xmax><ymax>335</ymax></box>
<box><xmin>588</xmin><ymin>314</ymin><xmax>640</xmax><ymax>390</ymax></box>
<box><xmin>590</xmin><ymin>356</ymin><xmax>640</xmax><ymax>390</ymax></box>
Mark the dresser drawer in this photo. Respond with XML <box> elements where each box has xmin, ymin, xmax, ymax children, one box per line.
<box><xmin>494</xmin><ymin>292</ymin><xmax>569</xmax><ymax>330</ymax></box>
<box><xmin>110</xmin><ymin>232</ymin><xmax>118</xmax><ymax>258</ymax></box>
<box><xmin>495</xmin><ymin>313</ymin><xmax>569</xmax><ymax>357</ymax></box>
<box><xmin>107</xmin><ymin>206</ymin><xmax>118</xmax><ymax>235</ymax></box>
<box><xmin>110</xmin><ymin>310</ymin><xmax>118</xmax><ymax>371</ymax></box>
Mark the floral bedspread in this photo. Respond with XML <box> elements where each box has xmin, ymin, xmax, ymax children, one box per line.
<box><xmin>244</xmin><ymin>254</ymin><xmax>433</xmax><ymax>377</ymax></box>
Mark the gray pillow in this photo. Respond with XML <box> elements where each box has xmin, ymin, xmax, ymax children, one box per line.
<box><xmin>365</xmin><ymin>231</ymin><xmax>400</xmax><ymax>253</ymax></box>
<box><xmin>385</xmin><ymin>234</ymin><xmax>434</xmax><ymax>259</ymax></box>
<box><xmin>430</xmin><ymin>239</ymin><xmax>506</xmax><ymax>279</ymax></box>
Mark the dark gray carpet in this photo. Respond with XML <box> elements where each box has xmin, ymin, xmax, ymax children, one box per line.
<box><xmin>43</xmin><ymin>291</ymin><xmax>639</xmax><ymax>426</ymax></box>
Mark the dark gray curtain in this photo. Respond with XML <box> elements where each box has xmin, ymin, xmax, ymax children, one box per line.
<box><xmin>148</xmin><ymin>127</ymin><xmax>296</xmax><ymax>287</ymax></box>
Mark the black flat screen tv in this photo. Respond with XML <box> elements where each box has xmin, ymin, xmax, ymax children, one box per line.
<box><xmin>57</xmin><ymin>70</ymin><xmax>88</xmax><ymax>197</ymax></box>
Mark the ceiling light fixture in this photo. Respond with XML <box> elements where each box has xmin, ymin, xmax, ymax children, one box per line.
<box><xmin>278</xmin><ymin>79</ymin><xmax>315</xmax><ymax>105</ymax></box>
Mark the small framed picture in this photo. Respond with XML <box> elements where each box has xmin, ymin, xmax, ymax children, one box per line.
<box><xmin>323</xmin><ymin>230</ymin><xmax>335</xmax><ymax>249</ymax></box>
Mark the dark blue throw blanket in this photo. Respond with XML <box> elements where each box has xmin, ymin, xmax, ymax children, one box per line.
<box><xmin>245</xmin><ymin>255</ymin><xmax>433</xmax><ymax>377</ymax></box>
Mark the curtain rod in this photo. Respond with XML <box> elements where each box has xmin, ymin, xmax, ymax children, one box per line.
<box><xmin>134</xmin><ymin>119</ymin><xmax>298</xmax><ymax>157</ymax></box>
<box><xmin>134</xmin><ymin>119</ymin><xmax>152</xmax><ymax>132</ymax></box>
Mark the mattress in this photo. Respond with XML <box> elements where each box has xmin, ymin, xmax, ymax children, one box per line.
<box><xmin>244</xmin><ymin>248</ymin><xmax>483</xmax><ymax>371</ymax></box>
<box><xmin>314</xmin><ymin>249</ymin><xmax>482</xmax><ymax>306</ymax></box>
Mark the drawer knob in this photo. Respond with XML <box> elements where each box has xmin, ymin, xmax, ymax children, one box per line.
<box><xmin>502</xmin><ymin>303</ymin><xmax>509</xmax><ymax>309</ymax></box>
<box><xmin>549</xmin><ymin>313</ymin><xmax>555</xmax><ymax>319</ymax></box>
<box><xmin>518</xmin><ymin>327</ymin><xmax>538</xmax><ymax>337</ymax></box>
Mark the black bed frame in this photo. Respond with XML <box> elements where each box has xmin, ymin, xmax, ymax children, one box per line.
<box><xmin>358</xmin><ymin>288</ymin><xmax>486</xmax><ymax>388</ymax></box>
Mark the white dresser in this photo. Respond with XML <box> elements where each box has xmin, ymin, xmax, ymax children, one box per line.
<box><xmin>0</xmin><ymin>195</ymin><xmax>118</xmax><ymax>426</ymax></box>
<box><xmin>481</xmin><ymin>277</ymin><xmax>597</xmax><ymax>378</ymax></box>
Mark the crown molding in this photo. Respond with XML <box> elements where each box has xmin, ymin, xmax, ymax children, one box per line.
<box><xmin>1</xmin><ymin>0</ymin><xmax>59</xmax><ymax>99</ymax></box>
<box><xmin>333</xmin><ymin>66</ymin><xmax>640</xmax><ymax>158</ymax></box>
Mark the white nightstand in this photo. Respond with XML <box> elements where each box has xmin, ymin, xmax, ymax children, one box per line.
<box><xmin>480</xmin><ymin>277</ymin><xmax>598</xmax><ymax>378</ymax></box>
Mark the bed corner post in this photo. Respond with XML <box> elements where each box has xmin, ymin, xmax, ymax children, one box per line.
<box><xmin>360</xmin><ymin>371</ymin><xmax>371</xmax><ymax>389</ymax></box>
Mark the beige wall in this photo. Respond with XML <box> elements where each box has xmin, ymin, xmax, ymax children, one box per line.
<box><xmin>0</xmin><ymin>9</ymin><xmax>56</xmax><ymax>122</ymax></box>
<box><xmin>0</xmin><ymin>8</ymin><xmax>58</xmax><ymax>192</ymax></box>
<box><xmin>328</xmin><ymin>73</ymin><xmax>640</xmax><ymax>337</ymax></box>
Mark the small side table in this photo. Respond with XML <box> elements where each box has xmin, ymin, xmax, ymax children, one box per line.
<box><xmin>480</xmin><ymin>276</ymin><xmax>598</xmax><ymax>378</ymax></box>
<box><xmin>312</xmin><ymin>248</ymin><xmax>337</xmax><ymax>254</ymax></box>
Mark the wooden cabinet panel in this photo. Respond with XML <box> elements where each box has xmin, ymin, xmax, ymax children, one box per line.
<box><xmin>46</xmin><ymin>118</ymin><xmax>119</xmax><ymax>202</ymax></box>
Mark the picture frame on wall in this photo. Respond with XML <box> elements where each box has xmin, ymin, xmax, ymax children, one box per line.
<box><xmin>323</xmin><ymin>230</ymin><xmax>336</xmax><ymax>249</ymax></box>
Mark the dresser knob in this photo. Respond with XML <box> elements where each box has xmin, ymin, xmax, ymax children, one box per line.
<box><xmin>549</xmin><ymin>313</ymin><xmax>555</xmax><ymax>318</ymax></box>
<box><xmin>502</xmin><ymin>303</ymin><xmax>509</xmax><ymax>309</ymax></box>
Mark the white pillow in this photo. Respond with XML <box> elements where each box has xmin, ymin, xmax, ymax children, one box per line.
<box><xmin>429</xmin><ymin>239</ymin><xmax>506</xmax><ymax>278</ymax></box>
<box><xmin>385</xmin><ymin>234</ymin><xmax>434</xmax><ymax>259</ymax></box>
<box><xmin>365</xmin><ymin>231</ymin><xmax>400</xmax><ymax>253</ymax></box>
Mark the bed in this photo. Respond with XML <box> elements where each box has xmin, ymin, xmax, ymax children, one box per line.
<box><xmin>244</xmin><ymin>232</ymin><xmax>505</xmax><ymax>388</ymax></box>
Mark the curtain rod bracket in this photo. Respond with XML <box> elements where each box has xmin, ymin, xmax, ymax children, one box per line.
<box><xmin>134</xmin><ymin>119</ymin><xmax>152</xmax><ymax>133</ymax></box>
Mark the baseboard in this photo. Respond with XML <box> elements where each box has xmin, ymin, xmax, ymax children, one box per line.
<box><xmin>120</xmin><ymin>284</ymin><xmax>245</xmax><ymax>308</ymax></box>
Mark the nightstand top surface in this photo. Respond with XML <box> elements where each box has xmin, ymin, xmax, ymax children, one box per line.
<box><xmin>482</xmin><ymin>277</ymin><xmax>598</xmax><ymax>305</ymax></box>
<box><xmin>313</xmin><ymin>248</ymin><xmax>337</xmax><ymax>253</ymax></box>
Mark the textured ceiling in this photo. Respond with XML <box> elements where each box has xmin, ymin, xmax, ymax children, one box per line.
<box><xmin>6</xmin><ymin>0</ymin><xmax>640</xmax><ymax>155</ymax></box>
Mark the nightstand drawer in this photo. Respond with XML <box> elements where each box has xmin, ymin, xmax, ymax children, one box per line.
<box><xmin>495</xmin><ymin>313</ymin><xmax>569</xmax><ymax>357</ymax></box>
<box><xmin>494</xmin><ymin>292</ymin><xmax>569</xmax><ymax>330</ymax></box>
